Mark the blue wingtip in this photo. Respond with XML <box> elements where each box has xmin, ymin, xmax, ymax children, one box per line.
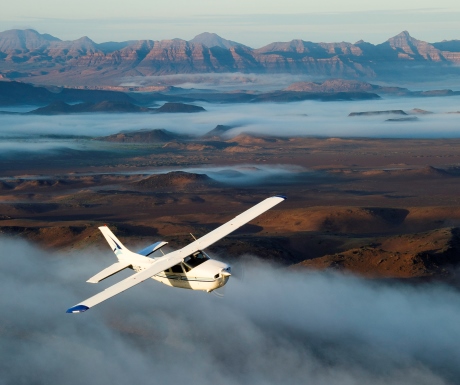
<box><xmin>274</xmin><ymin>195</ymin><xmax>287</xmax><ymax>200</ymax></box>
<box><xmin>66</xmin><ymin>305</ymin><xmax>89</xmax><ymax>314</ymax></box>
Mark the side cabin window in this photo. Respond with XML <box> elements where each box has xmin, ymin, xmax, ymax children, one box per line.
<box><xmin>170</xmin><ymin>264</ymin><xmax>184</xmax><ymax>274</ymax></box>
<box><xmin>183</xmin><ymin>251</ymin><xmax>209</xmax><ymax>269</ymax></box>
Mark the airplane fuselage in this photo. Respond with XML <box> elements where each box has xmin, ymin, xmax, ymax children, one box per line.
<box><xmin>132</xmin><ymin>257</ymin><xmax>231</xmax><ymax>292</ymax></box>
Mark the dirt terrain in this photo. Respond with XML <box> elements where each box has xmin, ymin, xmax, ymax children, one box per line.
<box><xmin>1</xmin><ymin>134</ymin><xmax>460</xmax><ymax>281</ymax></box>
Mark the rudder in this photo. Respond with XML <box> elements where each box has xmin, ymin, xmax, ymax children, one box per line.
<box><xmin>99</xmin><ymin>226</ymin><xmax>130</xmax><ymax>257</ymax></box>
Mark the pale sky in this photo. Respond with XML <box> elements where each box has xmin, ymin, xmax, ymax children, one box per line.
<box><xmin>1</xmin><ymin>0</ymin><xmax>460</xmax><ymax>46</ymax></box>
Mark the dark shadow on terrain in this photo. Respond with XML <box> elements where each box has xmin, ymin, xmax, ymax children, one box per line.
<box><xmin>13</xmin><ymin>203</ymin><xmax>60</xmax><ymax>214</ymax></box>
<box><xmin>29</xmin><ymin>214</ymin><xmax>115</xmax><ymax>221</ymax></box>
<box><xmin>384</xmin><ymin>194</ymin><xmax>416</xmax><ymax>199</ymax></box>
<box><xmin>109</xmin><ymin>224</ymin><xmax>159</xmax><ymax>237</ymax></box>
<box><xmin>232</xmin><ymin>224</ymin><xmax>264</xmax><ymax>235</ymax></box>
<box><xmin>209</xmin><ymin>235</ymin><xmax>297</xmax><ymax>264</ymax></box>
<box><xmin>97</xmin><ymin>190</ymin><xmax>147</xmax><ymax>195</ymax></box>
<box><xmin>364</xmin><ymin>207</ymin><xmax>410</xmax><ymax>225</ymax></box>
<box><xmin>343</xmin><ymin>190</ymin><xmax>392</xmax><ymax>196</ymax></box>
<box><xmin>0</xmin><ymin>225</ymin><xmax>88</xmax><ymax>237</ymax></box>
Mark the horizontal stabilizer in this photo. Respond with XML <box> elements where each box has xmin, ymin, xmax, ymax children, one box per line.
<box><xmin>137</xmin><ymin>241</ymin><xmax>168</xmax><ymax>257</ymax></box>
<box><xmin>86</xmin><ymin>261</ymin><xmax>132</xmax><ymax>283</ymax></box>
<box><xmin>67</xmin><ymin>250</ymin><xmax>185</xmax><ymax>312</ymax></box>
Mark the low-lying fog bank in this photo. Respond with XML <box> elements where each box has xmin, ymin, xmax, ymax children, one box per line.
<box><xmin>1</xmin><ymin>237</ymin><xmax>459</xmax><ymax>385</ymax></box>
<box><xmin>120</xmin><ymin>73</ymin><xmax>460</xmax><ymax>93</ymax></box>
<box><xmin>140</xmin><ymin>164</ymin><xmax>309</xmax><ymax>186</ymax></box>
<box><xmin>0</xmin><ymin>96</ymin><xmax>459</xmax><ymax>150</ymax></box>
<box><xmin>120</xmin><ymin>73</ymin><xmax>318</xmax><ymax>91</ymax></box>
<box><xmin>0</xmin><ymin>164</ymin><xmax>308</xmax><ymax>186</ymax></box>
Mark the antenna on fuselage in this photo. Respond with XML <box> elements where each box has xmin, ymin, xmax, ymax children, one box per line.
<box><xmin>190</xmin><ymin>233</ymin><xmax>197</xmax><ymax>241</ymax></box>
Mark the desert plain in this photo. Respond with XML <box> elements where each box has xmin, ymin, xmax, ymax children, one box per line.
<box><xmin>2</xmin><ymin>114</ymin><xmax>460</xmax><ymax>281</ymax></box>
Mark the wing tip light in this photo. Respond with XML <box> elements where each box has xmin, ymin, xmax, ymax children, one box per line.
<box><xmin>274</xmin><ymin>195</ymin><xmax>287</xmax><ymax>200</ymax></box>
<box><xmin>66</xmin><ymin>305</ymin><xmax>89</xmax><ymax>314</ymax></box>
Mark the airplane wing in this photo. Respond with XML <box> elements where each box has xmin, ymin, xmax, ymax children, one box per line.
<box><xmin>66</xmin><ymin>195</ymin><xmax>285</xmax><ymax>313</ymax></box>
<box><xmin>66</xmin><ymin>250</ymin><xmax>184</xmax><ymax>313</ymax></box>
<box><xmin>181</xmin><ymin>195</ymin><xmax>286</xmax><ymax>254</ymax></box>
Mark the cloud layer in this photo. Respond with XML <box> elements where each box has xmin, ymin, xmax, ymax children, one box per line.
<box><xmin>138</xmin><ymin>164</ymin><xmax>309</xmax><ymax>186</ymax></box>
<box><xmin>1</xmin><ymin>237</ymin><xmax>460</xmax><ymax>385</ymax></box>
<box><xmin>1</xmin><ymin>95</ymin><xmax>459</xmax><ymax>149</ymax></box>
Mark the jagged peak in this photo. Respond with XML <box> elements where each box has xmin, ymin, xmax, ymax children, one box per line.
<box><xmin>290</xmin><ymin>39</ymin><xmax>307</xmax><ymax>44</ymax></box>
<box><xmin>0</xmin><ymin>28</ymin><xmax>61</xmax><ymax>51</ymax></box>
<box><xmin>189</xmin><ymin>32</ymin><xmax>245</xmax><ymax>49</ymax></box>
<box><xmin>7</xmin><ymin>28</ymin><xmax>41</xmax><ymax>35</ymax></box>
<box><xmin>45</xmin><ymin>35</ymin><xmax>99</xmax><ymax>52</ymax></box>
<box><xmin>75</xmin><ymin>36</ymin><xmax>96</xmax><ymax>44</ymax></box>
<box><xmin>396</xmin><ymin>30</ymin><xmax>411</xmax><ymax>38</ymax></box>
<box><xmin>386</xmin><ymin>30</ymin><xmax>438</xmax><ymax>50</ymax></box>
<box><xmin>1</xmin><ymin>28</ymin><xmax>60</xmax><ymax>40</ymax></box>
<box><xmin>2</xmin><ymin>28</ymin><xmax>39</xmax><ymax>35</ymax></box>
<box><xmin>193</xmin><ymin>32</ymin><xmax>222</xmax><ymax>39</ymax></box>
<box><xmin>386</xmin><ymin>31</ymin><xmax>415</xmax><ymax>43</ymax></box>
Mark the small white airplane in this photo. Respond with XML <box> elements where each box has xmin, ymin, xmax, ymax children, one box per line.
<box><xmin>66</xmin><ymin>195</ymin><xmax>286</xmax><ymax>313</ymax></box>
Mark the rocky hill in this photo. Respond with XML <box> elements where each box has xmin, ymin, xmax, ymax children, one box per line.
<box><xmin>134</xmin><ymin>171</ymin><xmax>217</xmax><ymax>190</ymax></box>
<box><xmin>293</xmin><ymin>227</ymin><xmax>460</xmax><ymax>280</ymax></box>
<box><xmin>284</xmin><ymin>79</ymin><xmax>410</xmax><ymax>95</ymax></box>
<box><xmin>97</xmin><ymin>129</ymin><xmax>184</xmax><ymax>143</ymax></box>
<box><xmin>1</xmin><ymin>29</ymin><xmax>460</xmax><ymax>85</ymax></box>
<box><xmin>285</xmin><ymin>79</ymin><xmax>460</xmax><ymax>97</ymax></box>
<box><xmin>155</xmin><ymin>102</ymin><xmax>205</xmax><ymax>113</ymax></box>
<box><xmin>348</xmin><ymin>110</ymin><xmax>407</xmax><ymax>117</ymax></box>
<box><xmin>202</xmin><ymin>125</ymin><xmax>235</xmax><ymax>138</ymax></box>
<box><xmin>286</xmin><ymin>79</ymin><xmax>376</xmax><ymax>92</ymax></box>
<box><xmin>29</xmin><ymin>100</ymin><xmax>151</xmax><ymax>114</ymax></box>
<box><xmin>0</xmin><ymin>80</ymin><xmax>134</xmax><ymax>105</ymax></box>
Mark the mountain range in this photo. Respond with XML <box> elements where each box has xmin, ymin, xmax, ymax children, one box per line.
<box><xmin>0</xmin><ymin>29</ymin><xmax>459</xmax><ymax>86</ymax></box>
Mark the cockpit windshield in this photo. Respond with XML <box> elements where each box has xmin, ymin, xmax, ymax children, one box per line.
<box><xmin>183</xmin><ymin>251</ymin><xmax>209</xmax><ymax>269</ymax></box>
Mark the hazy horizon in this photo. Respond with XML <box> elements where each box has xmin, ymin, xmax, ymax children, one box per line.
<box><xmin>0</xmin><ymin>24</ymin><xmax>459</xmax><ymax>49</ymax></box>
<box><xmin>1</xmin><ymin>1</ymin><xmax>460</xmax><ymax>47</ymax></box>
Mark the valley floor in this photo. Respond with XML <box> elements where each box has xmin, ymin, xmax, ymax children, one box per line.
<box><xmin>1</xmin><ymin>135</ymin><xmax>460</xmax><ymax>281</ymax></box>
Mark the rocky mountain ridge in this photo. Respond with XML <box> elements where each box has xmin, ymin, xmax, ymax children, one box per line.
<box><xmin>1</xmin><ymin>30</ymin><xmax>460</xmax><ymax>85</ymax></box>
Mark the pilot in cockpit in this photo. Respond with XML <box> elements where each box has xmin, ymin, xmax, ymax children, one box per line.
<box><xmin>184</xmin><ymin>251</ymin><xmax>209</xmax><ymax>269</ymax></box>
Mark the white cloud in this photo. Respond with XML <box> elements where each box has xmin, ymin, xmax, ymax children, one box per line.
<box><xmin>1</xmin><ymin>95</ymin><xmax>460</xmax><ymax>158</ymax></box>
<box><xmin>1</xmin><ymin>237</ymin><xmax>459</xmax><ymax>384</ymax></box>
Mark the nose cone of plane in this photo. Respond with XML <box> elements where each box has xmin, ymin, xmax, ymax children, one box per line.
<box><xmin>221</xmin><ymin>270</ymin><xmax>231</xmax><ymax>277</ymax></box>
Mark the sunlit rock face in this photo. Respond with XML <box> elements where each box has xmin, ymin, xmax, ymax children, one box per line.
<box><xmin>1</xmin><ymin>29</ymin><xmax>460</xmax><ymax>85</ymax></box>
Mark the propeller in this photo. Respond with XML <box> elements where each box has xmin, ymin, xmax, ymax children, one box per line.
<box><xmin>213</xmin><ymin>268</ymin><xmax>231</xmax><ymax>297</ymax></box>
<box><xmin>213</xmin><ymin>262</ymin><xmax>250</xmax><ymax>297</ymax></box>
<box><xmin>213</xmin><ymin>286</ymin><xmax>226</xmax><ymax>297</ymax></box>
<box><xmin>230</xmin><ymin>262</ymin><xmax>245</xmax><ymax>281</ymax></box>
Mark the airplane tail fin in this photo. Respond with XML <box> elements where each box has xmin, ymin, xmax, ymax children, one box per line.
<box><xmin>87</xmin><ymin>226</ymin><xmax>145</xmax><ymax>284</ymax></box>
<box><xmin>98</xmin><ymin>226</ymin><xmax>131</xmax><ymax>258</ymax></box>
